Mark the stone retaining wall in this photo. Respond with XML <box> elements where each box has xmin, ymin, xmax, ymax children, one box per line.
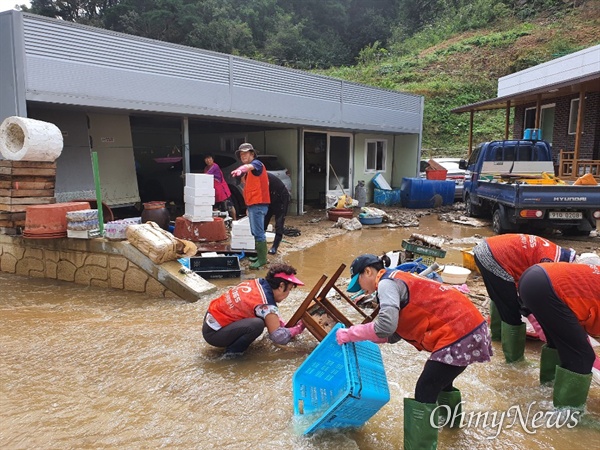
<box><xmin>0</xmin><ymin>235</ymin><xmax>179</xmax><ymax>298</ymax></box>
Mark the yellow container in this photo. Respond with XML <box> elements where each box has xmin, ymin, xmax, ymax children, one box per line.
<box><xmin>461</xmin><ymin>249</ymin><xmax>480</xmax><ymax>274</ymax></box>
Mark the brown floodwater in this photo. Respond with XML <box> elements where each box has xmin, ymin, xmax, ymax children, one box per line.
<box><xmin>2</xmin><ymin>215</ymin><xmax>599</xmax><ymax>449</ymax></box>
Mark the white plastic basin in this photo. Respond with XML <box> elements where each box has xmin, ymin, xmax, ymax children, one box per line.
<box><xmin>441</xmin><ymin>266</ymin><xmax>471</xmax><ymax>284</ymax></box>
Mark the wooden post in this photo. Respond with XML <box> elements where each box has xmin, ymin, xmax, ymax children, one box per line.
<box><xmin>574</xmin><ymin>90</ymin><xmax>585</xmax><ymax>161</ymax></box>
<box><xmin>504</xmin><ymin>100</ymin><xmax>511</xmax><ymax>139</ymax></box>
<box><xmin>468</xmin><ymin>111</ymin><xmax>474</xmax><ymax>156</ymax></box>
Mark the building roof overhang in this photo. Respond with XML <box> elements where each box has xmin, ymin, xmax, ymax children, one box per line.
<box><xmin>451</xmin><ymin>73</ymin><xmax>600</xmax><ymax>114</ymax></box>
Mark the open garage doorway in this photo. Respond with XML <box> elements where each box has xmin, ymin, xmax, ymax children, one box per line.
<box><xmin>303</xmin><ymin>131</ymin><xmax>352</xmax><ymax>208</ymax></box>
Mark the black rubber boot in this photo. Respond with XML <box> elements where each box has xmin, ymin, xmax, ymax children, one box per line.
<box><xmin>268</xmin><ymin>233</ymin><xmax>283</xmax><ymax>255</ymax></box>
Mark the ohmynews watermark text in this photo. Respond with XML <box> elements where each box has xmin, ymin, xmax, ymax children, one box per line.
<box><xmin>432</xmin><ymin>401</ymin><xmax>581</xmax><ymax>439</ymax></box>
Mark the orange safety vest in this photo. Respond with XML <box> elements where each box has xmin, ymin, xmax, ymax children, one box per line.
<box><xmin>376</xmin><ymin>270</ymin><xmax>485</xmax><ymax>352</ymax></box>
<box><xmin>487</xmin><ymin>233</ymin><xmax>565</xmax><ymax>283</ymax></box>
<box><xmin>536</xmin><ymin>262</ymin><xmax>600</xmax><ymax>337</ymax></box>
<box><xmin>243</xmin><ymin>163</ymin><xmax>270</xmax><ymax>206</ymax></box>
<box><xmin>207</xmin><ymin>279</ymin><xmax>272</xmax><ymax>327</ymax></box>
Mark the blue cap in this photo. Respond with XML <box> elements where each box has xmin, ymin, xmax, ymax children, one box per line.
<box><xmin>347</xmin><ymin>254</ymin><xmax>379</xmax><ymax>292</ymax></box>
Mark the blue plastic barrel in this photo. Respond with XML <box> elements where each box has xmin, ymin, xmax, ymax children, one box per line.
<box><xmin>400</xmin><ymin>178</ymin><xmax>455</xmax><ymax>208</ymax></box>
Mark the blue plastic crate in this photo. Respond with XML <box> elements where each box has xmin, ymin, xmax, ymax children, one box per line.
<box><xmin>373</xmin><ymin>187</ymin><xmax>401</xmax><ymax>206</ymax></box>
<box><xmin>292</xmin><ymin>323</ymin><xmax>390</xmax><ymax>434</ymax></box>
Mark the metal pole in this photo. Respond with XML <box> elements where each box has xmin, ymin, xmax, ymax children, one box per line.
<box><xmin>91</xmin><ymin>151</ymin><xmax>104</xmax><ymax>234</ymax></box>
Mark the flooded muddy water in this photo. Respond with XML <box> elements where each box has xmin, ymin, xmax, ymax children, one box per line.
<box><xmin>2</xmin><ymin>216</ymin><xmax>599</xmax><ymax>449</ymax></box>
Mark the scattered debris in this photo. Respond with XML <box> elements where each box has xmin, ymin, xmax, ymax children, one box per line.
<box><xmin>333</xmin><ymin>217</ymin><xmax>363</xmax><ymax>230</ymax></box>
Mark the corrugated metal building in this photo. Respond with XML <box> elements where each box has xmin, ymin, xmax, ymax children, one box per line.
<box><xmin>0</xmin><ymin>10</ymin><xmax>424</xmax><ymax>214</ymax></box>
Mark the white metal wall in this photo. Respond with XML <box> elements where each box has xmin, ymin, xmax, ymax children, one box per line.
<box><xmin>17</xmin><ymin>12</ymin><xmax>423</xmax><ymax>134</ymax></box>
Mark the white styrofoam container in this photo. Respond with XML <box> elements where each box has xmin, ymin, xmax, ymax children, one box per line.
<box><xmin>184</xmin><ymin>186</ymin><xmax>215</xmax><ymax>198</ymax></box>
<box><xmin>185</xmin><ymin>173</ymin><xmax>213</xmax><ymax>188</ymax></box>
<box><xmin>231</xmin><ymin>219</ymin><xmax>253</xmax><ymax>236</ymax></box>
<box><xmin>230</xmin><ymin>236</ymin><xmax>255</xmax><ymax>250</ymax></box>
<box><xmin>184</xmin><ymin>194</ymin><xmax>214</xmax><ymax>206</ymax></box>
<box><xmin>184</xmin><ymin>203</ymin><xmax>213</xmax><ymax>219</ymax></box>
<box><xmin>182</xmin><ymin>214</ymin><xmax>213</xmax><ymax>223</ymax></box>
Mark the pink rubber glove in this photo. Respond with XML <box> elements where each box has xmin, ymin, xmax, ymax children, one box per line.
<box><xmin>231</xmin><ymin>165</ymin><xmax>250</xmax><ymax>177</ymax></box>
<box><xmin>288</xmin><ymin>320</ymin><xmax>306</xmax><ymax>338</ymax></box>
<box><xmin>336</xmin><ymin>322</ymin><xmax>388</xmax><ymax>345</ymax></box>
<box><xmin>527</xmin><ymin>314</ymin><xmax>546</xmax><ymax>342</ymax></box>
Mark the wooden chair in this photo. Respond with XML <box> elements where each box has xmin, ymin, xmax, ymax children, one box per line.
<box><xmin>286</xmin><ymin>263</ymin><xmax>380</xmax><ymax>341</ymax></box>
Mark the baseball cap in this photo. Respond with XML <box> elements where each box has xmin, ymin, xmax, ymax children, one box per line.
<box><xmin>235</xmin><ymin>143</ymin><xmax>257</xmax><ymax>159</ymax></box>
<box><xmin>347</xmin><ymin>254</ymin><xmax>379</xmax><ymax>292</ymax></box>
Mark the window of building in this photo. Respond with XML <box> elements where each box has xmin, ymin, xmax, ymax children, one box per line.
<box><xmin>365</xmin><ymin>140</ymin><xmax>387</xmax><ymax>172</ymax></box>
<box><xmin>568</xmin><ymin>98</ymin><xmax>583</xmax><ymax>135</ymax></box>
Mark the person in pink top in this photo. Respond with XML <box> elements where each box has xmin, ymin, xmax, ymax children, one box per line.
<box><xmin>203</xmin><ymin>154</ymin><xmax>236</xmax><ymax>220</ymax></box>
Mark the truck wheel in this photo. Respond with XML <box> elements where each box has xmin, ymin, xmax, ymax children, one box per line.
<box><xmin>492</xmin><ymin>208</ymin><xmax>510</xmax><ymax>234</ymax></box>
<box><xmin>465</xmin><ymin>194</ymin><xmax>481</xmax><ymax>218</ymax></box>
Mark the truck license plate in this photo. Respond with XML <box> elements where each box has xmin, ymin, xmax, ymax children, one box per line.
<box><xmin>549</xmin><ymin>212</ymin><xmax>582</xmax><ymax>219</ymax></box>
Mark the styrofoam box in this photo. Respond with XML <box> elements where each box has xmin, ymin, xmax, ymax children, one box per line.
<box><xmin>185</xmin><ymin>173</ymin><xmax>213</xmax><ymax>188</ymax></box>
<box><xmin>230</xmin><ymin>236</ymin><xmax>255</xmax><ymax>250</ymax></box>
<box><xmin>184</xmin><ymin>203</ymin><xmax>213</xmax><ymax>219</ymax></box>
<box><xmin>184</xmin><ymin>186</ymin><xmax>215</xmax><ymax>198</ymax></box>
<box><xmin>182</xmin><ymin>214</ymin><xmax>213</xmax><ymax>222</ymax></box>
<box><xmin>231</xmin><ymin>218</ymin><xmax>253</xmax><ymax>236</ymax></box>
<box><xmin>184</xmin><ymin>194</ymin><xmax>214</xmax><ymax>206</ymax></box>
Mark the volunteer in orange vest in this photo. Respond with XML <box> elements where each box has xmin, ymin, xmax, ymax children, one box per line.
<box><xmin>202</xmin><ymin>263</ymin><xmax>305</xmax><ymax>356</ymax></box>
<box><xmin>230</xmin><ymin>143</ymin><xmax>271</xmax><ymax>269</ymax></box>
<box><xmin>519</xmin><ymin>257</ymin><xmax>600</xmax><ymax>410</ymax></box>
<box><xmin>473</xmin><ymin>233</ymin><xmax>576</xmax><ymax>362</ymax></box>
<box><xmin>336</xmin><ymin>253</ymin><xmax>492</xmax><ymax>450</ymax></box>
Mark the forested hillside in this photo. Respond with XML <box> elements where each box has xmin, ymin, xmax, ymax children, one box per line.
<box><xmin>23</xmin><ymin>0</ymin><xmax>600</xmax><ymax>153</ymax></box>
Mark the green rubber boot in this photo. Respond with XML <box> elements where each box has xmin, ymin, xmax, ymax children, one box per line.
<box><xmin>250</xmin><ymin>241</ymin><xmax>268</xmax><ymax>270</ymax></box>
<box><xmin>501</xmin><ymin>321</ymin><xmax>526</xmax><ymax>363</ymax></box>
<box><xmin>553</xmin><ymin>366</ymin><xmax>592</xmax><ymax>410</ymax></box>
<box><xmin>404</xmin><ymin>398</ymin><xmax>439</xmax><ymax>450</ymax></box>
<box><xmin>539</xmin><ymin>344</ymin><xmax>561</xmax><ymax>385</ymax></box>
<box><xmin>489</xmin><ymin>301</ymin><xmax>501</xmax><ymax>342</ymax></box>
<box><xmin>437</xmin><ymin>388</ymin><xmax>462</xmax><ymax>428</ymax></box>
